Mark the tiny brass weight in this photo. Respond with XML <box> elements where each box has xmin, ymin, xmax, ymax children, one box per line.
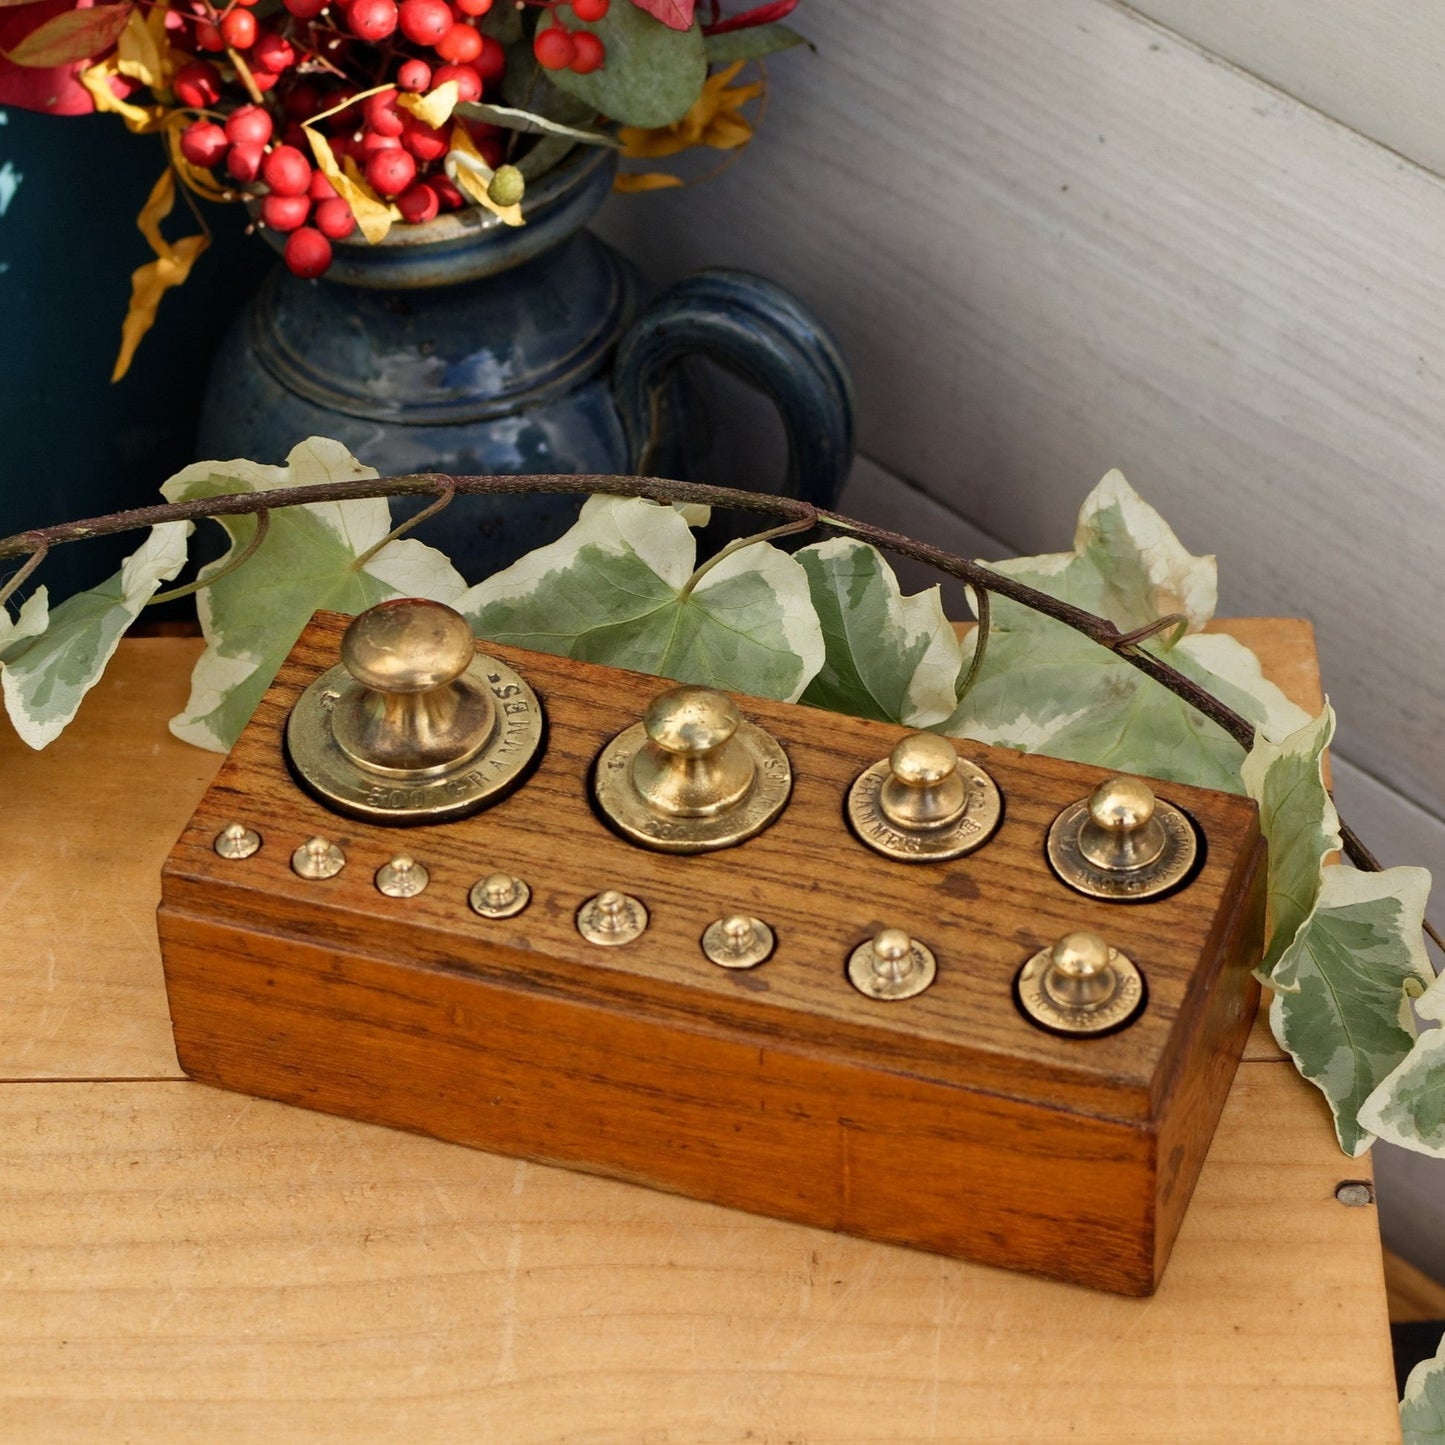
<box><xmin>1047</xmin><ymin>774</ymin><xmax>1198</xmax><ymax>901</ymax></box>
<box><xmin>214</xmin><ymin>821</ymin><xmax>261</xmax><ymax>860</ymax></box>
<box><xmin>593</xmin><ymin>685</ymin><xmax>791</xmax><ymax>854</ymax></box>
<box><xmin>1016</xmin><ymin>930</ymin><xmax>1145</xmax><ymax>1035</ymax></box>
<box><xmin>577</xmin><ymin>889</ymin><xmax>649</xmax><ymax>946</ymax></box>
<box><xmin>702</xmin><ymin>913</ymin><xmax>775</xmax><ymax>969</ymax></box>
<box><xmin>286</xmin><ymin>598</ymin><xmax>543</xmax><ymax>825</ymax></box>
<box><xmin>376</xmin><ymin>854</ymin><xmax>429</xmax><ymax>898</ymax></box>
<box><xmin>847</xmin><ymin>927</ymin><xmax>937</xmax><ymax>1001</ymax></box>
<box><xmin>848</xmin><ymin>731</ymin><xmax>1002</xmax><ymax>862</ymax></box>
<box><xmin>292</xmin><ymin>835</ymin><xmax>345</xmax><ymax>880</ymax></box>
<box><xmin>468</xmin><ymin>871</ymin><xmax>531</xmax><ymax>920</ymax></box>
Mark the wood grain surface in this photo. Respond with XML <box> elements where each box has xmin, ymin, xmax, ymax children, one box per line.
<box><xmin>0</xmin><ymin>625</ymin><xmax>1402</xmax><ymax>1440</ymax></box>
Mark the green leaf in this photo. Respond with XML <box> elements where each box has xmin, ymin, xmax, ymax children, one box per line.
<box><xmin>0</xmin><ymin>585</ymin><xmax>49</xmax><ymax>663</ymax></box>
<box><xmin>1269</xmin><ymin>865</ymin><xmax>1435</xmax><ymax>1156</ymax></box>
<box><xmin>945</xmin><ymin>471</ymin><xmax>1308</xmax><ymax>790</ymax></box>
<box><xmin>455</xmin><ymin>100</ymin><xmax>620</xmax><ymax>146</ymax></box>
<box><xmin>162</xmin><ymin>438</ymin><xmax>466</xmax><ymax>753</ymax></box>
<box><xmin>1240</xmin><ymin>707</ymin><xmax>1342</xmax><ymax>987</ymax></box>
<box><xmin>1400</xmin><ymin>1326</ymin><xmax>1445</xmax><ymax>1443</ymax></box>
<box><xmin>457</xmin><ymin>496</ymin><xmax>823</xmax><ymax>702</ymax></box>
<box><xmin>795</xmin><ymin>538</ymin><xmax>965</xmax><ymax>726</ymax></box>
<box><xmin>544</xmin><ymin>5</ymin><xmax>707</xmax><ymax>128</ymax></box>
<box><xmin>703</xmin><ymin>21</ymin><xmax>808</xmax><ymax>65</ymax></box>
<box><xmin>1</xmin><ymin>523</ymin><xmax>189</xmax><ymax>749</ymax></box>
<box><xmin>1360</xmin><ymin>963</ymin><xmax>1445</xmax><ymax>1157</ymax></box>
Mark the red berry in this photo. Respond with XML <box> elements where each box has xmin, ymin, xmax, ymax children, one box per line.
<box><xmin>455</xmin><ymin>0</ymin><xmax>490</xmax><ymax>11</ymax></box>
<box><xmin>396</xmin><ymin>182</ymin><xmax>439</xmax><ymax>224</ymax></box>
<box><xmin>262</xmin><ymin>144</ymin><xmax>312</xmax><ymax>195</ymax></box>
<box><xmin>533</xmin><ymin>24</ymin><xmax>574</xmax><ymax>70</ymax></box>
<box><xmin>360</xmin><ymin>129</ymin><xmax>402</xmax><ymax>156</ymax></box>
<box><xmin>432</xmin><ymin>62</ymin><xmax>480</xmax><ymax>102</ymax></box>
<box><xmin>250</xmin><ymin>68</ymin><xmax>279</xmax><ymax>91</ymax></box>
<box><xmin>282</xmin><ymin>80</ymin><xmax>323</xmax><ymax>121</ymax></box>
<box><xmin>348</xmin><ymin>0</ymin><xmax>397</xmax><ymax>39</ymax></box>
<box><xmin>225</xmin><ymin>103</ymin><xmax>273</xmax><ymax>148</ymax></box>
<box><xmin>251</xmin><ymin>30</ymin><xmax>295</xmax><ymax>72</ymax></box>
<box><xmin>429</xmin><ymin>175</ymin><xmax>464</xmax><ymax>210</ymax></box>
<box><xmin>236</xmin><ymin>0</ymin><xmax>261</xmax><ymax>7</ymax></box>
<box><xmin>285</xmin><ymin>226</ymin><xmax>332</xmax><ymax>278</ymax></box>
<box><xmin>396</xmin><ymin>58</ymin><xmax>431</xmax><ymax>92</ymax></box>
<box><xmin>568</xmin><ymin>29</ymin><xmax>603</xmax><ymax>73</ymax></box>
<box><xmin>474</xmin><ymin>32</ymin><xmax>505</xmax><ymax>84</ymax></box>
<box><xmin>571</xmin><ymin>0</ymin><xmax>607</xmax><ymax>19</ymax></box>
<box><xmin>261</xmin><ymin>192</ymin><xmax>312</xmax><ymax>231</ymax></box>
<box><xmin>400</xmin><ymin>115</ymin><xmax>447</xmax><ymax>162</ymax></box>
<box><xmin>364</xmin><ymin>88</ymin><xmax>405</xmax><ymax>136</ymax></box>
<box><xmin>284</xmin><ymin>0</ymin><xmax>327</xmax><ymax>16</ymax></box>
<box><xmin>308</xmin><ymin>168</ymin><xmax>338</xmax><ymax>200</ymax></box>
<box><xmin>365</xmin><ymin>146</ymin><xmax>416</xmax><ymax>196</ymax></box>
<box><xmin>193</xmin><ymin>19</ymin><xmax>224</xmax><ymax>51</ymax></box>
<box><xmin>180</xmin><ymin>120</ymin><xmax>229</xmax><ymax>167</ymax></box>
<box><xmin>173</xmin><ymin>60</ymin><xmax>223</xmax><ymax>109</ymax></box>
<box><xmin>226</xmin><ymin>140</ymin><xmax>265</xmax><ymax>183</ymax></box>
<box><xmin>435</xmin><ymin>20</ymin><xmax>480</xmax><ymax>62</ymax></box>
<box><xmin>314</xmin><ymin>196</ymin><xmax>357</xmax><ymax>239</ymax></box>
<box><xmin>398</xmin><ymin>0</ymin><xmax>451</xmax><ymax>45</ymax></box>
<box><xmin>220</xmin><ymin>7</ymin><xmax>257</xmax><ymax>46</ymax></box>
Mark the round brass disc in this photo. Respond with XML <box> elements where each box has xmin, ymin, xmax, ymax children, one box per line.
<box><xmin>846</xmin><ymin>928</ymin><xmax>938</xmax><ymax>1001</ymax></box>
<box><xmin>286</xmin><ymin>653</ymin><xmax>543</xmax><ymax>825</ymax></box>
<box><xmin>701</xmin><ymin>914</ymin><xmax>775</xmax><ymax>969</ymax></box>
<box><xmin>1016</xmin><ymin>934</ymin><xmax>1145</xmax><ymax>1035</ymax></box>
<box><xmin>594</xmin><ymin>716</ymin><xmax>791</xmax><ymax>854</ymax></box>
<box><xmin>468</xmin><ymin>872</ymin><xmax>531</xmax><ymax>920</ymax></box>
<box><xmin>1046</xmin><ymin>789</ymin><xmax>1198</xmax><ymax>901</ymax></box>
<box><xmin>847</xmin><ymin>746</ymin><xmax>1002</xmax><ymax>863</ymax></box>
<box><xmin>577</xmin><ymin>890</ymin><xmax>648</xmax><ymax>946</ymax></box>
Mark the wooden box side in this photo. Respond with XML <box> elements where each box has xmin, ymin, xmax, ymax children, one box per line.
<box><xmin>157</xmin><ymin>905</ymin><xmax>1161</xmax><ymax>1295</ymax></box>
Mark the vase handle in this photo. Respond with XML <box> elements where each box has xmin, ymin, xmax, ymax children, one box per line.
<box><xmin>612</xmin><ymin>268</ymin><xmax>855</xmax><ymax>509</ymax></box>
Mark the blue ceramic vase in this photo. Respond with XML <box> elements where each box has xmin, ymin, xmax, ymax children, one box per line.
<box><xmin>197</xmin><ymin>146</ymin><xmax>854</xmax><ymax>579</ymax></box>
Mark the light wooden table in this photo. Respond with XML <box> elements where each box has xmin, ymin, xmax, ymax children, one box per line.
<box><xmin>1</xmin><ymin>625</ymin><xmax>1402</xmax><ymax>1442</ymax></box>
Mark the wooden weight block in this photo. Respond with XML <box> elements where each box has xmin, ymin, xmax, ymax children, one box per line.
<box><xmin>157</xmin><ymin>609</ymin><xmax>1265</xmax><ymax>1296</ymax></box>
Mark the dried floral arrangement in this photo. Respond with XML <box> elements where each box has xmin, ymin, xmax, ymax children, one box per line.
<box><xmin>0</xmin><ymin>0</ymin><xmax>803</xmax><ymax>373</ymax></box>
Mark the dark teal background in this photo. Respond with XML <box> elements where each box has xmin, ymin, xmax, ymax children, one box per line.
<box><xmin>0</xmin><ymin>106</ymin><xmax>270</xmax><ymax>604</ymax></box>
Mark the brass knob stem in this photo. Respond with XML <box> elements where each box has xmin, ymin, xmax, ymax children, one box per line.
<box><xmin>878</xmin><ymin>733</ymin><xmax>969</xmax><ymax>830</ymax></box>
<box><xmin>331</xmin><ymin>599</ymin><xmax>494</xmax><ymax>776</ymax></box>
<box><xmin>629</xmin><ymin>686</ymin><xmax>756</xmax><ymax>819</ymax></box>
<box><xmin>1078</xmin><ymin>776</ymin><xmax>1167</xmax><ymax>872</ymax></box>
<box><xmin>1042</xmin><ymin>931</ymin><xmax>1118</xmax><ymax>1010</ymax></box>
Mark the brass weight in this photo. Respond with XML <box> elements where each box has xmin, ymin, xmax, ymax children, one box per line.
<box><xmin>286</xmin><ymin>598</ymin><xmax>543</xmax><ymax>825</ymax></box>
<box><xmin>1015</xmin><ymin>930</ymin><xmax>1146</xmax><ymax>1035</ymax></box>
<box><xmin>1046</xmin><ymin>775</ymin><xmax>1198</xmax><ymax>901</ymax></box>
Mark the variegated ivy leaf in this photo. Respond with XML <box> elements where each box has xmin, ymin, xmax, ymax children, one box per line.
<box><xmin>0</xmin><ymin>586</ymin><xmax>50</xmax><ymax>663</ymax></box>
<box><xmin>1359</xmin><ymin>953</ymin><xmax>1445</xmax><ymax>1158</ymax></box>
<box><xmin>795</xmin><ymin>538</ymin><xmax>966</xmax><ymax>726</ymax></box>
<box><xmin>1269</xmin><ymin>864</ymin><xmax>1435</xmax><ymax>1156</ymax></box>
<box><xmin>946</xmin><ymin>471</ymin><xmax>1309</xmax><ymax>791</ymax></box>
<box><xmin>1239</xmin><ymin>706</ymin><xmax>1342</xmax><ymax>988</ymax></box>
<box><xmin>457</xmin><ymin>496</ymin><xmax>824</xmax><ymax>702</ymax></box>
<box><xmin>163</xmin><ymin>437</ymin><xmax>466</xmax><ymax>753</ymax></box>
<box><xmin>1400</xmin><ymin>1321</ymin><xmax>1445</xmax><ymax>1443</ymax></box>
<box><xmin>2</xmin><ymin>524</ymin><xmax>189</xmax><ymax>749</ymax></box>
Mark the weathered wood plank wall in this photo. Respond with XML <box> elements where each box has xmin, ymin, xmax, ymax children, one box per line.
<box><xmin>593</xmin><ymin>0</ymin><xmax>1445</xmax><ymax>1275</ymax></box>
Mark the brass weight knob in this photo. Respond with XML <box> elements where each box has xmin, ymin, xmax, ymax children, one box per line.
<box><xmin>847</xmin><ymin>927</ymin><xmax>938</xmax><ymax>1001</ymax></box>
<box><xmin>333</xmin><ymin>599</ymin><xmax>494</xmax><ymax>775</ymax></box>
<box><xmin>1016</xmin><ymin>930</ymin><xmax>1146</xmax><ymax>1035</ymax></box>
<box><xmin>1046</xmin><ymin>773</ymin><xmax>1198</xmax><ymax>901</ymax></box>
<box><xmin>847</xmin><ymin>731</ymin><xmax>1001</xmax><ymax>862</ymax></box>
<box><xmin>286</xmin><ymin>598</ymin><xmax>544</xmax><ymax>824</ymax></box>
<box><xmin>593</xmin><ymin>684</ymin><xmax>792</xmax><ymax>854</ymax></box>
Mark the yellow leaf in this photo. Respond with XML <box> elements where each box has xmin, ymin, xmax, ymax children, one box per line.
<box><xmin>301</xmin><ymin>126</ymin><xmax>396</xmax><ymax>244</ymax></box>
<box><xmin>446</xmin><ymin>123</ymin><xmax>523</xmax><ymax>226</ymax></box>
<box><xmin>116</xmin><ymin>5</ymin><xmax>165</xmax><ymax>89</ymax></box>
<box><xmin>613</xmin><ymin>171</ymin><xmax>686</xmax><ymax>192</ymax></box>
<box><xmin>111</xmin><ymin>170</ymin><xmax>210</xmax><ymax>382</ymax></box>
<box><xmin>397</xmin><ymin>80</ymin><xmax>459</xmax><ymax>131</ymax></box>
<box><xmin>79</xmin><ymin>58</ymin><xmax>166</xmax><ymax>133</ymax></box>
<box><xmin>618</xmin><ymin>60</ymin><xmax>760</xmax><ymax>161</ymax></box>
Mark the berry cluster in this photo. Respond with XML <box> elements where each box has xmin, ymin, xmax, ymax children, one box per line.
<box><xmin>169</xmin><ymin>0</ymin><xmax>602</xmax><ymax>279</ymax></box>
